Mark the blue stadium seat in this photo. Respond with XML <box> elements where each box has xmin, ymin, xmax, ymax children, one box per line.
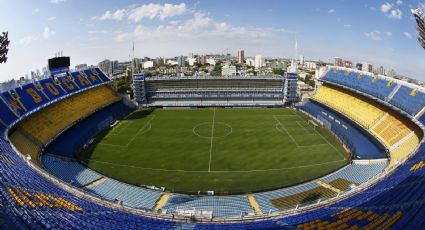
<box><xmin>0</xmin><ymin>68</ymin><xmax>110</xmax><ymax>119</ymax></box>
<box><xmin>389</xmin><ymin>85</ymin><xmax>425</xmax><ymax>116</ymax></box>
<box><xmin>0</xmin><ymin>99</ymin><xmax>18</xmax><ymax>133</ymax></box>
<box><xmin>0</xmin><ymin>67</ymin><xmax>424</xmax><ymax>229</ymax></box>
<box><xmin>322</xmin><ymin>69</ymin><xmax>396</xmax><ymax>101</ymax></box>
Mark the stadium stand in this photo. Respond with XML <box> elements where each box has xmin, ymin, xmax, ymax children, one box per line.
<box><xmin>0</xmin><ymin>69</ymin><xmax>108</xmax><ymax>117</ymax></box>
<box><xmin>302</xmin><ymin>101</ymin><xmax>387</xmax><ymax>159</ymax></box>
<box><xmin>162</xmin><ymin>195</ymin><xmax>253</xmax><ymax>217</ymax></box>
<box><xmin>0</xmin><ymin>98</ymin><xmax>18</xmax><ymax>130</ymax></box>
<box><xmin>253</xmin><ymin>162</ymin><xmax>387</xmax><ymax>213</ymax></box>
<box><xmin>0</xmin><ymin>136</ymin><xmax>180</xmax><ymax>229</ymax></box>
<box><xmin>84</xmin><ymin>178</ymin><xmax>162</xmax><ymax>211</ymax></box>
<box><xmin>9</xmin><ymin>130</ymin><xmax>41</xmax><ymax>160</ymax></box>
<box><xmin>390</xmin><ymin>134</ymin><xmax>421</xmax><ymax>166</ymax></box>
<box><xmin>389</xmin><ymin>85</ymin><xmax>425</xmax><ymax>116</ymax></box>
<box><xmin>15</xmin><ymin>85</ymin><xmax>119</xmax><ymax>145</ymax></box>
<box><xmin>322</xmin><ymin>68</ymin><xmax>397</xmax><ymax>101</ymax></box>
<box><xmin>419</xmin><ymin>113</ymin><xmax>425</xmax><ymax>126</ymax></box>
<box><xmin>145</xmin><ymin>76</ymin><xmax>285</xmax><ymax>106</ymax></box>
<box><xmin>45</xmin><ymin>101</ymin><xmax>133</xmax><ymax>157</ymax></box>
<box><xmin>312</xmin><ymin>84</ymin><xmax>422</xmax><ymax>166</ymax></box>
<box><xmin>322</xmin><ymin>67</ymin><xmax>425</xmax><ymax>117</ymax></box>
<box><xmin>42</xmin><ymin>155</ymin><xmax>103</xmax><ymax>188</ymax></box>
<box><xmin>312</xmin><ymin>84</ymin><xmax>386</xmax><ymax>128</ymax></box>
<box><xmin>0</xmin><ymin>66</ymin><xmax>425</xmax><ymax>228</ymax></box>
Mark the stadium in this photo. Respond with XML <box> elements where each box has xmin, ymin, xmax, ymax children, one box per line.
<box><xmin>0</xmin><ymin>60</ymin><xmax>425</xmax><ymax>229</ymax></box>
<box><xmin>1</xmin><ymin>4</ymin><xmax>425</xmax><ymax>230</ymax></box>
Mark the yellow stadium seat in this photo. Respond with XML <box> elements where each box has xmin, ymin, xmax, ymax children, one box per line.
<box><xmin>312</xmin><ymin>84</ymin><xmax>420</xmax><ymax>167</ymax></box>
<box><xmin>389</xmin><ymin>134</ymin><xmax>420</xmax><ymax>167</ymax></box>
<box><xmin>371</xmin><ymin>114</ymin><xmax>413</xmax><ymax>147</ymax></box>
<box><xmin>312</xmin><ymin>85</ymin><xmax>385</xmax><ymax>128</ymax></box>
<box><xmin>16</xmin><ymin>86</ymin><xmax>119</xmax><ymax>145</ymax></box>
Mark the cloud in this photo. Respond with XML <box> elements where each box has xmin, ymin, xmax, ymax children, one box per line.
<box><xmin>396</xmin><ymin>0</ymin><xmax>403</xmax><ymax>5</ymax></box>
<box><xmin>169</xmin><ymin>20</ymin><xmax>180</xmax><ymax>26</ymax></box>
<box><xmin>385</xmin><ymin>31</ymin><xmax>393</xmax><ymax>36</ymax></box>
<box><xmin>364</xmin><ymin>31</ymin><xmax>383</xmax><ymax>41</ymax></box>
<box><xmin>328</xmin><ymin>9</ymin><xmax>335</xmax><ymax>13</ymax></box>
<box><xmin>43</xmin><ymin>27</ymin><xmax>56</xmax><ymax>40</ymax></box>
<box><xmin>19</xmin><ymin>35</ymin><xmax>35</xmax><ymax>47</ymax></box>
<box><xmin>160</xmin><ymin>3</ymin><xmax>187</xmax><ymax>20</ymax></box>
<box><xmin>93</xmin><ymin>9</ymin><xmax>126</xmax><ymax>21</ymax></box>
<box><xmin>50</xmin><ymin>0</ymin><xmax>65</xmax><ymax>4</ymax></box>
<box><xmin>127</xmin><ymin>3</ymin><xmax>187</xmax><ymax>22</ymax></box>
<box><xmin>381</xmin><ymin>2</ymin><xmax>392</xmax><ymax>13</ymax></box>
<box><xmin>47</xmin><ymin>16</ymin><xmax>56</xmax><ymax>21</ymax></box>
<box><xmin>115</xmin><ymin>11</ymin><xmax>291</xmax><ymax>43</ymax></box>
<box><xmin>404</xmin><ymin>31</ymin><xmax>412</xmax><ymax>39</ymax></box>
<box><xmin>88</xmin><ymin>30</ymin><xmax>109</xmax><ymax>34</ymax></box>
<box><xmin>32</xmin><ymin>8</ymin><xmax>40</xmax><ymax>14</ymax></box>
<box><xmin>312</xmin><ymin>8</ymin><xmax>320</xmax><ymax>12</ymax></box>
<box><xmin>343</xmin><ymin>24</ymin><xmax>352</xmax><ymax>28</ymax></box>
<box><xmin>178</xmin><ymin>12</ymin><xmax>212</xmax><ymax>31</ymax></box>
<box><xmin>381</xmin><ymin>2</ymin><xmax>402</xmax><ymax>19</ymax></box>
<box><xmin>388</xmin><ymin>9</ymin><xmax>402</xmax><ymax>19</ymax></box>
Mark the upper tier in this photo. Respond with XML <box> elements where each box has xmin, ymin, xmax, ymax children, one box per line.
<box><xmin>0</xmin><ymin>68</ymin><xmax>111</xmax><ymax>135</ymax></box>
<box><xmin>322</xmin><ymin>68</ymin><xmax>425</xmax><ymax>117</ymax></box>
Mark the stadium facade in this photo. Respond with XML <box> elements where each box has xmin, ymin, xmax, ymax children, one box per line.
<box><xmin>0</xmin><ymin>66</ymin><xmax>424</xmax><ymax>229</ymax></box>
<box><xmin>132</xmin><ymin>74</ymin><xmax>300</xmax><ymax>107</ymax></box>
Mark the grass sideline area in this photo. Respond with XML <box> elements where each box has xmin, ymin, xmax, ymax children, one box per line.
<box><xmin>78</xmin><ymin>108</ymin><xmax>349</xmax><ymax>194</ymax></box>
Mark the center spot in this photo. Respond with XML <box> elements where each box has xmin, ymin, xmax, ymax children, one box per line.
<box><xmin>193</xmin><ymin>122</ymin><xmax>233</xmax><ymax>139</ymax></box>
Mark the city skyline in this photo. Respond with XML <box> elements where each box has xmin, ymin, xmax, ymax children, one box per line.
<box><xmin>1</xmin><ymin>0</ymin><xmax>425</xmax><ymax>82</ymax></box>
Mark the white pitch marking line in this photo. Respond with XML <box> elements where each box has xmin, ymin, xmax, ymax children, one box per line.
<box><xmin>99</xmin><ymin>143</ymin><xmax>127</xmax><ymax>147</ymax></box>
<box><xmin>311</xmin><ymin>124</ymin><xmax>344</xmax><ymax>159</ymax></box>
<box><xmin>113</xmin><ymin>120</ymin><xmax>133</xmax><ymax>135</ymax></box>
<box><xmin>107</xmin><ymin>121</ymin><xmax>132</xmax><ymax>137</ymax></box>
<box><xmin>208</xmin><ymin>108</ymin><xmax>216</xmax><ymax>172</ymax></box>
<box><xmin>84</xmin><ymin>158</ymin><xmax>346</xmax><ymax>173</ymax></box>
<box><xmin>125</xmin><ymin>115</ymin><xmax>155</xmax><ymax>147</ymax></box>
<box><xmin>294</xmin><ymin>112</ymin><xmax>346</xmax><ymax>160</ymax></box>
<box><xmin>274</xmin><ymin>115</ymin><xmax>299</xmax><ymax>146</ymax></box>
<box><xmin>295</xmin><ymin>121</ymin><xmax>309</xmax><ymax>133</ymax></box>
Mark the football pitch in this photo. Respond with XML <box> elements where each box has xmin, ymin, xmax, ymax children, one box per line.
<box><xmin>79</xmin><ymin>108</ymin><xmax>349</xmax><ymax>194</ymax></box>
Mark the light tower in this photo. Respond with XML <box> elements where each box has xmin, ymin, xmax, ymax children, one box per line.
<box><xmin>412</xmin><ymin>8</ymin><xmax>425</xmax><ymax>50</ymax></box>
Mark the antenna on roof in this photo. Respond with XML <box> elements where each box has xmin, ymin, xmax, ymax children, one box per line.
<box><xmin>289</xmin><ymin>34</ymin><xmax>298</xmax><ymax>73</ymax></box>
<box><xmin>295</xmin><ymin>35</ymin><xmax>298</xmax><ymax>61</ymax></box>
<box><xmin>132</xmin><ymin>41</ymin><xmax>135</xmax><ymax>74</ymax></box>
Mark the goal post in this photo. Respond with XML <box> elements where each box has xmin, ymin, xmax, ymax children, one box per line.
<box><xmin>308</xmin><ymin>120</ymin><xmax>318</xmax><ymax>130</ymax></box>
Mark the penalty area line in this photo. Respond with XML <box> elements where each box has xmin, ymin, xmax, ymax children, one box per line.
<box><xmin>274</xmin><ymin>115</ymin><xmax>299</xmax><ymax>147</ymax></box>
<box><xmin>294</xmin><ymin>112</ymin><xmax>346</xmax><ymax>160</ymax></box>
<box><xmin>125</xmin><ymin>115</ymin><xmax>155</xmax><ymax>147</ymax></box>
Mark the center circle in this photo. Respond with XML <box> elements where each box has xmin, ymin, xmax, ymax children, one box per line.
<box><xmin>192</xmin><ymin>122</ymin><xmax>233</xmax><ymax>139</ymax></box>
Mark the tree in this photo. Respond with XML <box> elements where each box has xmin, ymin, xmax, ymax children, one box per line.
<box><xmin>272</xmin><ymin>68</ymin><xmax>284</xmax><ymax>75</ymax></box>
<box><xmin>0</xmin><ymin>31</ymin><xmax>9</xmax><ymax>64</ymax></box>
<box><xmin>211</xmin><ymin>61</ymin><xmax>222</xmax><ymax>76</ymax></box>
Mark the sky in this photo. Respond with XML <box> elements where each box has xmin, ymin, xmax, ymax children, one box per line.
<box><xmin>1</xmin><ymin>0</ymin><xmax>425</xmax><ymax>82</ymax></box>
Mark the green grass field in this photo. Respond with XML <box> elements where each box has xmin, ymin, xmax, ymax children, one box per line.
<box><xmin>78</xmin><ymin>108</ymin><xmax>349</xmax><ymax>194</ymax></box>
